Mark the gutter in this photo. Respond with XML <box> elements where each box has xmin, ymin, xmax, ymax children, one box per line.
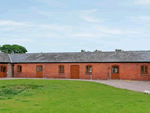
<box><xmin>11</xmin><ymin>61</ymin><xmax>150</xmax><ymax>63</ymax></box>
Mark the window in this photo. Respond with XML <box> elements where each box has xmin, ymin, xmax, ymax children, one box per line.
<box><xmin>0</xmin><ymin>66</ymin><xmax>6</xmax><ymax>72</ymax></box>
<box><xmin>37</xmin><ymin>66</ymin><xmax>43</xmax><ymax>72</ymax></box>
<box><xmin>3</xmin><ymin>67</ymin><xmax>6</xmax><ymax>72</ymax></box>
<box><xmin>112</xmin><ymin>66</ymin><xmax>119</xmax><ymax>73</ymax></box>
<box><xmin>40</xmin><ymin>66</ymin><xmax>43</xmax><ymax>72</ymax></box>
<box><xmin>17</xmin><ymin>65</ymin><xmax>22</xmax><ymax>72</ymax></box>
<box><xmin>59</xmin><ymin>65</ymin><xmax>64</xmax><ymax>73</ymax></box>
<box><xmin>86</xmin><ymin>65</ymin><xmax>92</xmax><ymax>73</ymax></box>
<box><xmin>37</xmin><ymin>66</ymin><xmax>39</xmax><ymax>72</ymax></box>
<box><xmin>141</xmin><ymin>65</ymin><xmax>148</xmax><ymax>74</ymax></box>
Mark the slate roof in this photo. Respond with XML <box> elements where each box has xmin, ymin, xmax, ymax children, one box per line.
<box><xmin>7</xmin><ymin>50</ymin><xmax>150</xmax><ymax>63</ymax></box>
<box><xmin>0</xmin><ymin>53</ymin><xmax>11</xmax><ymax>63</ymax></box>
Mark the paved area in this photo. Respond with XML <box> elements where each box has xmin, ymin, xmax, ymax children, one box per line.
<box><xmin>94</xmin><ymin>80</ymin><xmax>150</xmax><ymax>93</ymax></box>
<box><xmin>0</xmin><ymin>78</ymin><xmax>150</xmax><ymax>93</ymax></box>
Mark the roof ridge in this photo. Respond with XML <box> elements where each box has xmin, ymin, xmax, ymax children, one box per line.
<box><xmin>8</xmin><ymin>50</ymin><xmax>150</xmax><ymax>63</ymax></box>
<box><xmin>10</xmin><ymin>50</ymin><xmax>150</xmax><ymax>55</ymax></box>
<box><xmin>8</xmin><ymin>54</ymin><xmax>13</xmax><ymax>63</ymax></box>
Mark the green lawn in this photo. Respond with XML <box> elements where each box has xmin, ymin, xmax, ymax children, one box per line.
<box><xmin>0</xmin><ymin>79</ymin><xmax>150</xmax><ymax>113</ymax></box>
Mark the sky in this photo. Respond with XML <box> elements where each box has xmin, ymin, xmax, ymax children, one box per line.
<box><xmin>0</xmin><ymin>0</ymin><xmax>150</xmax><ymax>53</ymax></box>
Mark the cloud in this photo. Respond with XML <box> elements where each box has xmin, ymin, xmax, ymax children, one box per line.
<box><xmin>79</xmin><ymin>42</ymin><xmax>86</xmax><ymax>45</ymax></box>
<box><xmin>96</xmin><ymin>26</ymin><xmax>140</xmax><ymax>35</ymax></box>
<box><xmin>36</xmin><ymin>42</ymin><xmax>71</xmax><ymax>46</ymax></box>
<box><xmin>0</xmin><ymin>19</ymin><xmax>146</xmax><ymax>44</ymax></box>
<box><xmin>0</xmin><ymin>27</ymin><xmax>16</xmax><ymax>31</ymax></box>
<box><xmin>80</xmin><ymin>9</ymin><xmax>101</xmax><ymax>23</ymax></box>
<box><xmin>30</xmin><ymin>33</ymin><xmax>59</xmax><ymax>38</ymax></box>
<box><xmin>0</xmin><ymin>20</ymin><xmax>72</xmax><ymax>32</ymax></box>
<box><xmin>37</xmin><ymin>0</ymin><xmax>68</xmax><ymax>8</ymax></box>
<box><xmin>80</xmin><ymin>9</ymin><xmax>98</xmax><ymax>14</ymax></box>
<box><xmin>0</xmin><ymin>20</ymin><xmax>33</xmax><ymax>27</ymax></box>
<box><xmin>96</xmin><ymin>26</ymin><xmax>122</xmax><ymax>35</ymax></box>
<box><xmin>69</xmin><ymin>26</ymin><xmax>141</xmax><ymax>40</ymax></box>
<box><xmin>80</xmin><ymin>16</ymin><xmax>99</xmax><ymax>22</ymax></box>
<box><xmin>38</xmin><ymin>11</ymin><xmax>53</xmax><ymax>16</ymax></box>
<box><xmin>39</xmin><ymin>24</ymin><xmax>72</xmax><ymax>31</ymax></box>
<box><xmin>135</xmin><ymin>0</ymin><xmax>150</xmax><ymax>5</ymax></box>
<box><xmin>131</xmin><ymin>16</ymin><xmax>150</xmax><ymax>21</ymax></box>
<box><xmin>70</xmin><ymin>33</ymin><xmax>108</xmax><ymax>38</ymax></box>
<box><xmin>69</xmin><ymin>28</ymin><xmax>139</xmax><ymax>39</ymax></box>
<box><xmin>0</xmin><ymin>38</ymin><xmax>34</xmax><ymax>43</ymax></box>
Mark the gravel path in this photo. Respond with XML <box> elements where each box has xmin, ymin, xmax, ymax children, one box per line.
<box><xmin>0</xmin><ymin>78</ymin><xmax>150</xmax><ymax>93</ymax></box>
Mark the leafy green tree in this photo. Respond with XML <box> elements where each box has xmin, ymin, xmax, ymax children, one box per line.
<box><xmin>81</xmin><ymin>49</ymin><xmax>102</xmax><ymax>52</ymax></box>
<box><xmin>0</xmin><ymin>44</ymin><xmax>27</xmax><ymax>54</ymax></box>
<box><xmin>93</xmin><ymin>49</ymin><xmax>102</xmax><ymax>52</ymax></box>
<box><xmin>0</xmin><ymin>44</ymin><xmax>12</xmax><ymax>53</ymax></box>
<box><xmin>81</xmin><ymin>50</ymin><xmax>86</xmax><ymax>52</ymax></box>
<box><xmin>12</xmin><ymin>44</ymin><xmax>27</xmax><ymax>53</ymax></box>
<box><xmin>115</xmin><ymin>49</ymin><xmax>123</xmax><ymax>51</ymax></box>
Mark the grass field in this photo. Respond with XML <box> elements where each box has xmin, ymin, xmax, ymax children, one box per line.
<box><xmin>0</xmin><ymin>79</ymin><xmax>150</xmax><ymax>113</ymax></box>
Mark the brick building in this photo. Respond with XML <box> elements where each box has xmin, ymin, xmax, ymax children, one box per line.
<box><xmin>0</xmin><ymin>51</ymin><xmax>150</xmax><ymax>80</ymax></box>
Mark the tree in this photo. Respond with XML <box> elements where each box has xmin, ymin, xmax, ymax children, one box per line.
<box><xmin>81</xmin><ymin>50</ymin><xmax>86</xmax><ymax>52</ymax></box>
<box><xmin>115</xmin><ymin>49</ymin><xmax>123</xmax><ymax>51</ymax></box>
<box><xmin>0</xmin><ymin>44</ymin><xmax>12</xmax><ymax>53</ymax></box>
<box><xmin>93</xmin><ymin>49</ymin><xmax>102</xmax><ymax>52</ymax></box>
<box><xmin>12</xmin><ymin>44</ymin><xmax>27</xmax><ymax>53</ymax></box>
<box><xmin>0</xmin><ymin>44</ymin><xmax>27</xmax><ymax>54</ymax></box>
<box><xmin>81</xmin><ymin>49</ymin><xmax>102</xmax><ymax>52</ymax></box>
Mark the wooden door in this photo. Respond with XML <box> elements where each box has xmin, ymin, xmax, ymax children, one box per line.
<box><xmin>0</xmin><ymin>66</ymin><xmax>3</xmax><ymax>78</ymax></box>
<box><xmin>3</xmin><ymin>66</ymin><xmax>7</xmax><ymax>77</ymax></box>
<box><xmin>36</xmin><ymin>65</ymin><xmax>43</xmax><ymax>78</ymax></box>
<box><xmin>0</xmin><ymin>66</ymin><xmax>7</xmax><ymax>78</ymax></box>
<box><xmin>70</xmin><ymin>65</ymin><xmax>79</xmax><ymax>79</ymax></box>
<box><xmin>111</xmin><ymin>65</ymin><xmax>120</xmax><ymax>79</ymax></box>
<box><xmin>12</xmin><ymin>65</ymin><xmax>14</xmax><ymax>77</ymax></box>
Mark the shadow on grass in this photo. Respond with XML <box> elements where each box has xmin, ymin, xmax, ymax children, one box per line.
<box><xmin>0</xmin><ymin>84</ymin><xmax>44</xmax><ymax>100</ymax></box>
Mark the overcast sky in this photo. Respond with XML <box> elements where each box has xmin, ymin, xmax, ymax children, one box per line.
<box><xmin>0</xmin><ymin>0</ymin><xmax>150</xmax><ymax>53</ymax></box>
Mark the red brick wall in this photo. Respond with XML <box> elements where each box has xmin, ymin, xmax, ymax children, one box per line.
<box><xmin>108</xmin><ymin>63</ymin><xmax>150</xmax><ymax>81</ymax></box>
<box><xmin>13</xmin><ymin>63</ymin><xmax>150</xmax><ymax>80</ymax></box>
